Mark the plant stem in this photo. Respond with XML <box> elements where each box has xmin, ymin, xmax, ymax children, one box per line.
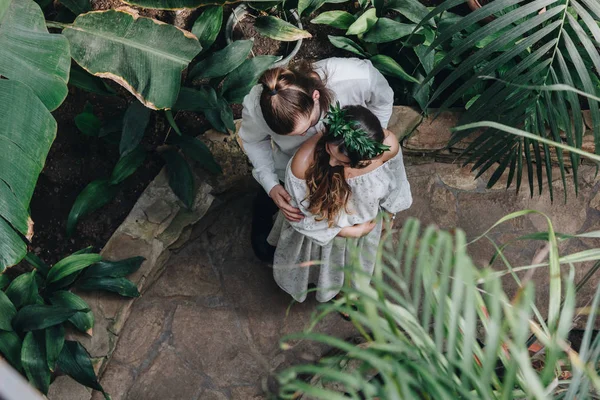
<box><xmin>46</xmin><ymin>21</ymin><xmax>70</xmax><ymax>30</ymax></box>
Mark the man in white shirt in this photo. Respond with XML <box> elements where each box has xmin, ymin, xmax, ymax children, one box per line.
<box><xmin>238</xmin><ymin>57</ymin><xmax>394</xmax><ymax>262</ymax></box>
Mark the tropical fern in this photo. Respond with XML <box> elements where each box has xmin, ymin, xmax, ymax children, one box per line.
<box><xmin>420</xmin><ymin>0</ymin><xmax>600</xmax><ymax>199</ymax></box>
<box><xmin>276</xmin><ymin>214</ymin><xmax>600</xmax><ymax>399</ymax></box>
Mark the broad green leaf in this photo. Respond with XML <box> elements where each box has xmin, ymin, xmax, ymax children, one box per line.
<box><xmin>63</xmin><ymin>9</ymin><xmax>201</xmax><ymax>109</ymax></box>
<box><xmin>83</xmin><ymin>256</ymin><xmax>145</xmax><ymax>279</ymax></box>
<box><xmin>67</xmin><ymin>180</ymin><xmax>119</xmax><ymax>237</ymax></box>
<box><xmin>311</xmin><ymin>11</ymin><xmax>356</xmax><ymax>29</ymax></box>
<box><xmin>362</xmin><ymin>18</ymin><xmax>417</xmax><ymax>43</ymax></box>
<box><xmin>165</xmin><ymin>111</ymin><xmax>182</xmax><ymax>136</ymax></box>
<box><xmin>174</xmin><ymin>87</ymin><xmax>219</xmax><ymax>111</ymax></box>
<box><xmin>328</xmin><ymin>35</ymin><xmax>367</xmax><ymax>57</ymax></box>
<box><xmin>45</xmin><ymin>324</ymin><xmax>65</xmax><ymax>372</ymax></box>
<box><xmin>0</xmin><ymin>0</ymin><xmax>70</xmax><ymax>111</ymax></box>
<box><xmin>370</xmin><ymin>54</ymin><xmax>420</xmax><ymax>83</ymax></box>
<box><xmin>14</xmin><ymin>305</ymin><xmax>81</xmax><ymax>332</ymax></box>
<box><xmin>75</xmin><ymin>102</ymin><xmax>101</xmax><ymax>136</ymax></box>
<box><xmin>162</xmin><ymin>149</ymin><xmax>195</xmax><ymax>209</ymax></box>
<box><xmin>24</xmin><ymin>253</ymin><xmax>50</xmax><ymax>277</ymax></box>
<box><xmin>47</xmin><ymin>253</ymin><xmax>102</xmax><ymax>284</ymax></box>
<box><xmin>21</xmin><ymin>332</ymin><xmax>50</xmax><ymax>394</ymax></box>
<box><xmin>189</xmin><ymin>40</ymin><xmax>253</xmax><ymax>80</ymax></box>
<box><xmin>171</xmin><ymin>134</ymin><xmax>222</xmax><ymax>174</ymax></box>
<box><xmin>191</xmin><ymin>6</ymin><xmax>223</xmax><ymax>52</ymax></box>
<box><xmin>0</xmin><ymin>330</ymin><xmax>23</xmax><ymax>370</ymax></box>
<box><xmin>119</xmin><ymin>100</ymin><xmax>152</xmax><ymax>156</ymax></box>
<box><xmin>78</xmin><ymin>277</ymin><xmax>140</xmax><ymax>297</ymax></box>
<box><xmin>221</xmin><ymin>55</ymin><xmax>281</xmax><ymax>103</ymax></box>
<box><xmin>0</xmin><ymin>275</ymin><xmax>10</xmax><ymax>290</ymax></box>
<box><xmin>299</xmin><ymin>0</ymin><xmax>326</xmax><ymax>15</ymax></box>
<box><xmin>254</xmin><ymin>16</ymin><xmax>312</xmax><ymax>41</ymax></box>
<box><xmin>346</xmin><ymin>8</ymin><xmax>377</xmax><ymax>36</ymax></box>
<box><xmin>5</xmin><ymin>271</ymin><xmax>39</xmax><ymax>310</ymax></box>
<box><xmin>59</xmin><ymin>0</ymin><xmax>91</xmax><ymax>15</ymax></box>
<box><xmin>385</xmin><ymin>0</ymin><xmax>434</xmax><ymax>25</ymax></box>
<box><xmin>0</xmin><ymin>291</ymin><xmax>17</xmax><ymax>331</ymax></box>
<box><xmin>217</xmin><ymin>94</ymin><xmax>236</xmax><ymax>133</ymax></box>
<box><xmin>0</xmin><ymin>80</ymin><xmax>57</xmax><ymax>272</ymax></box>
<box><xmin>58</xmin><ymin>341</ymin><xmax>104</xmax><ymax>393</ymax></box>
<box><xmin>50</xmin><ymin>291</ymin><xmax>94</xmax><ymax>334</ymax></box>
<box><xmin>69</xmin><ymin>65</ymin><xmax>116</xmax><ymax>96</ymax></box>
<box><xmin>110</xmin><ymin>147</ymin><xmax>146</xmax><ymax>185</ymax></box>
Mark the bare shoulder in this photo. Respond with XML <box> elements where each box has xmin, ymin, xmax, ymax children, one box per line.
<box><xmin>382</xmin><ymin>129</ymin><xmax>400</xmax><ymax>161</ymax></box>
<box><xmin>291</xmin><ymin>135</ymin><xmax>320</xmax><ymax>179</ymax></box>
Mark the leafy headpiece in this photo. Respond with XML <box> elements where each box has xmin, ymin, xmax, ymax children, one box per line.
<box><xmin>322</xmin><ymin>103</ymin><xmax>390</xmax><ymax>159</ymax></box>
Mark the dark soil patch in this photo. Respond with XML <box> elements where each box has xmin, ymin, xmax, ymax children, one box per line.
<box><xmin>27</xmin><ymin>81</ymin><xmax>165</xmax><ymax>266</ymax></box>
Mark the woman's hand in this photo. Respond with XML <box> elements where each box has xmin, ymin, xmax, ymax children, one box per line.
<box><xmin>269</xmin><ymin>184</ymin><xmax>304</xmax><ymax>222</ymax></box>
<box><xmin>338</xmin><ymin>221</ymin><xmax>377</xmax><ymax>238</ymax></box>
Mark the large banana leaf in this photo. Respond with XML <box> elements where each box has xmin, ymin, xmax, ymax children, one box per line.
<box><xmin>421</xmin><ymin>0</ymin><xmax>600</xmax><ymax>198</ymax></box>
<box><xmin>63</xmin><ymin>9</ymin><xmax>202</xmax><ymax>110</ymax></box>
<box><xmin>0</xmin><ymin>80</ymin><xmax>57</xmax><ymax>272</ymax></box>
<box><xmin>0</xmin><ymin>0</ymin><xmax>70</xmax><ymax>111</ymax></box>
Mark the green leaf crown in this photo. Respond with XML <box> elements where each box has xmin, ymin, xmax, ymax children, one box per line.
<box><xmin>322</xmin><ymin>103</ymin><xmax>391</xmax><ymax>159</ymax></box>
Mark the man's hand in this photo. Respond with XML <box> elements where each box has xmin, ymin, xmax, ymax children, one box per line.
<box><xmin>338</xmin><ymin>221</ymin><xmax>377</xmax><ymax>238</ymax></box>
<box><xmin>269</xmin><ymin>185</ymin><xmax>304</xmax><ymax>222</ymax></box>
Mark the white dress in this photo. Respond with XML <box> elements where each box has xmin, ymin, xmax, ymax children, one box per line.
<box><xmin>267</xmin><ymin>149</ymin><xmax>412</xmax><ymax>303</ymax></box>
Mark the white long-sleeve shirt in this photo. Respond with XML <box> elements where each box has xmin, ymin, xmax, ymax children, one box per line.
<box><xmin>238</xmin><ymin>57</ymin><xmax>395</xmax><ymax>195</ymax></box>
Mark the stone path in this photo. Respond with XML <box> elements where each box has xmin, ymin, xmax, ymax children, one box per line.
<box><xmin>93</xmin><ymin>193</ymin><xmax>357</xmax><ymax>400</ymax></box>
<box><xmin>92</xmin><ymin>163</ymin><xmax>600</xmax><ymax>400</ymax></box>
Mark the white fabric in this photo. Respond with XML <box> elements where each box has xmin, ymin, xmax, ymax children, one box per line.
<box><xmin>267</xmin><ymin>148</ymin><xmax>412</xmax><ymax>303</ymax></box>
<box><xmin>237</xmin><ymin>57</ymin><xmax>395</xmax><ymax>195</ymax></box>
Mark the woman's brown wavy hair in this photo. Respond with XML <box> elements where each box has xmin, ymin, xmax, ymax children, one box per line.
<box><xmin>259</xmin><ymin>61</ymin><xmax>333</xmax><ymax>135</ymax></box>
<box><xmin>305</xmin><ymin>105</ymin><xmax>385</xmax><ymax>226</ymax></box>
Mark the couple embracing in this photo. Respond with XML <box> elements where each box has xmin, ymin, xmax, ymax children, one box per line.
<box><xmin>238</xmin><ymin>57</ymin><xmax>412</xmax><ymax>303</ymax></box>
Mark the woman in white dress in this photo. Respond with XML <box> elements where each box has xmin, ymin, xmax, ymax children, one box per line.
<box><xmin>268</xmin><ymin>104</ymin><xmax>412</xmax><ymax>303</ymax></box>
<box><xmin>237</xmin><ymin>58</ymin><xmax>394</xmax><ymax>262</ymax></box>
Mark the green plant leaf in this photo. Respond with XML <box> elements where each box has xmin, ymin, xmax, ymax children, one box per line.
<box><xmin>327</xmin><ymin>35</ymin><xmax>367</xmax><ymax>57</ymax></box>
<box><xmin>5</xmin><ymin>271</ymin><xmax>39</xmax><ymax>310</ymax></box>
<box><xmin>50</xmin><ymin>291</ymin><xmax>94</xmax><ymax>334</ymax></box>
<box><xmin>254</xmin><ymin>16</ymin><xmax>312</xmax><ymax>41</ymax></box>
<box><xmin>362</xmin><ymin>18</ymin><xmax>417</xmax><ymax>43</ymax></box>
<box><xmin>299</xmin><ymin>0</ymin><xmax>326</xmax><ymax>15</ymax></box>
<box><xmin>0</xmin><ymin>291</ymin><xmax>17</xmax><ymax>331</ymax></box>
<box><xmin>189</xmin><ymin>40</ymin><xmax>253</xmax><ymax>80</ymax></box>
<box><xmin>78</xmin><ymin>277</ymin><xmax>140</xmax><ymax>297</ymax></box>
<box><xmin>0</xmin><ymin>330</ymin><xmax>23</xmax><ymax>370</ymax></box>
<box><xmin>83</xmin><ymin>256</ymin><xmax>145</xmax><ymax>279</ymax></box>
<box><xmin>0</xmin><ymin>0</ymin><xmax>70</xmax><ymax>111</ymax></box>
<box><xmin>311</xmin><ymin>11</ymin><xmax>356</xmax><ymax>29</ymax></box>
<box><xmin>162</xmin><ymin>149</ymin><xmax>195</xmax><ymax>209</ymax></box>
<box><xmin>192</xmin><ymin>6</ymin><xmax>223</xmax><ymax>52</ymax></box>
<box><xmin>47</xmin><ymin>253</ymin><xmax>102</xmax><ymax>284</ymax></box>
<box><xmin>67</xmin><ymin>180</ymin><xmax>120</xmax><ymax>237</ymax></box>
<box><xmin>24</xmin><ymin>253</ymin><xmax>50</xmax><ymax>277</ymax></box>
<box><xmin>69</xmin><ymin>64</ymin><xmax>116</xmax><ymax>96</ymax></box>
<box><xmin>59</xmin><ymin>0</ymin><xmax>91</xmax><ymax>15</ymax></box>
<box><xmin>170</xmin><ymin>134</ymin><xmax>222</xmax><ymax>174</ymax></box>
<box><xmin>57</xmin><ymin>341</ymin><xmax>105</xmax><ymax>393</ymax></box>
<box><xmin>75</xmin><ymin>102</ymin><xmax>101</xmax><ymax>136</ymax></box>
<box><xmin>45</xmin><ymin>324</ymin><xmax>65</xmax><ymax>372</ymax></box>
<box><xmin>119</xmin><ymin>100</ymin><xmax>153</xmax><ymax>156</ymax></box>
<box><xmin>110</xmin><ymin>146</ymin><xmax>146</xmax><ymax>185</ymax></box>
<box><xmin>174</xmin><ymin>87</ymin><xmax>219</xmax><ymax>111</ymax></box>
<box><xmin>63</xmin><ymin>9</ymin><xmax>201</xmax><ymax>109</ymax></box>
<box><xmin>385</xmin><ymin>0</ymin><xmax>434</xmax><ymax>25</ymax></box>
<box><xmin>21</xmin><ymin>332</ymin><xmax>50</xmax><ymax>395</ymax></box>
<box><xmin>370</xmin><ymin>54</ymin><xmax>420</xmax><ymax>83</ymax></box>
<box><xmin>221</xmin><ymin>55</ymin><xmax>281</xmax><ymax>103</ymax></box>
<box><xmin>346</xmin><ymin>8</ymin><xmax>377</xmax><ymax>36</ymax></box>
<box><xmin>0</xmin><ymin>275</ymin><xmax>10</xmax><ymax>290</ymax></box>
<box><xmin>0</xmin><ymin>79</ymin><xmax>57</xmax><ymax>272</ymax></box>
<box><xmin>14</xmin><ymin>305</ymin><xmax>81</xmax><ymax>332</ymax></box>
<box><xmin>121</xmin><ymin>0</ymin><xmax>220</xmax><ymax>8</ymax></box>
